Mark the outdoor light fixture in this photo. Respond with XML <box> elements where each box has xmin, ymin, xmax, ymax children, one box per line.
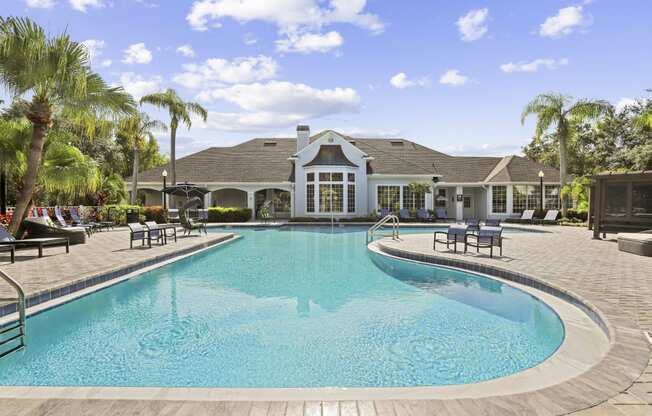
<box><xmin>538</xmin><ymin>170</ymin><xmax>544</xmax><ymax>211</ymax></box>
<box><xmin>162</xmin><ymin>169</ymin><xmax>168</xmax><ymax>210</ymax></box>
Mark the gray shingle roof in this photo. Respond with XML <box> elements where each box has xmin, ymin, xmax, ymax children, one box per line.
<box><xmin>135</xmin><ymin>131</ymin><xmax>561</xmax><ymax>184</ymax></box>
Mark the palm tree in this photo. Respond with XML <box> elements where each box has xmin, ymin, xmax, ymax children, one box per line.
<box><xmin>0</xmin><ymin>17</ymin><xmax>135</xmax><ymax>234</ymax></box>
<box><xmin>117</xmin><ymin>112</ymin><xmax>167</xmax><ymax>204</ymax></box>
<box><xmin>140</xmin><ymin>89</ymin><xmax>207</xmax><ymax>185</ymax></box>
<box><xmin>521</xmin><ymin>93</ymin><xmax>610</xmax><ymax>216</ymax></box>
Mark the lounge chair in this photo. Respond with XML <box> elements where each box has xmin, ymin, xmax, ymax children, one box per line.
<box><xmin>0</xmin><ymin>226</ymin><xmax>69</xmax><ymax>258</ymax></box>
<box><xmin>379</xmin><ymin>208</ymin><xmax>391</xmax><ymax>218</ymax></box>
<box><xmin>416</xmin><ymin>208</ymin><xmax>432</xmax><ymax>222</ymax></box>
<box><xmin>434</xmin><ymin>224</ymin><xmax>468</xmax><ymax>253</ymax></box>
<box><xmin>70</xmin><ymin>207</ymin><xmax>97</xmax><ymax>233</ymax></box>
<box><xmin>22</xmin><ymin>217</ymin><xmax>87</xmax><ymax>245</ymax></box>
<box><xmin>128</xmin><ymin>223</ymin><xmax>151</xmax><ymax>248</ymax></box>
<box><xmin>465</xmin><ymin>218</ymin><xmax>480</xmax><ymax>233</ymax></box>
<box><xmin>399</xmin><ymin>209</ymin><xmax>412</xmax><ymax>220</ymax></box>
<box><xmin>484</xmin><ymin>218</ymin><xmax>501</xmax><ymax>227</ymax></box>
<box><xmin>617</xmin><ymin>230</ymin><xmax>652</xmax><ymax>257</ymax></box>
<box><xmin>435</xmin><ymin>207</ymin><xmax>448</xmax><ymax>220</ymax></box>
<box><xmin>537</xmin><ymin>209</ymin><xmax>559</xmax><ymax>224</ymax></box>
<box><xmin>465</xmin><ymin>226</ymin><xmax>503</xmax><ymax>258</ymax></box>
<box><xmin>144</xmin><ymin>221</ymin><xmax>166</xmax><ymax>245</ymax></box>
<box><xmin>0</xmin><ymin>245</ymin><xmax>15</xmax><ymax>263</ymax></box>
<box><xmin>55</xmin><ymin>207</ymin><xmax>92</xmax><ymax>237</ymax></box>
<box><xmin>509</xmin><ymin>209</ymin><xmax>534</xmax><ymax>224</ymax></box>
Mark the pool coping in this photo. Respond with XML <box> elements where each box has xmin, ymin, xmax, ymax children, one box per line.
<box><xmin>0</xmin><ymin>233</ymin><xmax>238</xmax><ymax>320</ymax></box>
<box><xmin>370</xmin><ymin>238</ymin><xmax>651</xmax><ymax>414</ymax></box>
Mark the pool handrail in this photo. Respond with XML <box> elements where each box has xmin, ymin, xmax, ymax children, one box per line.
<box><xmin>0</xmin><ymin>269</ymin><xmax>26</xmax><ymax>359</ymax></box>
<box><xmin>367</xmin><ymin>214</ymin><xmax>400</xmax><ymax>243</ymax></box>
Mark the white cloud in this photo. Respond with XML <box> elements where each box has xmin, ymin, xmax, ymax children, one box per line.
<box><xmin>456</xmin><ymin>8</ymin><xmax>489</xmax><ymax>41</ymax></box>
<box><xmin>186</xmin><ymin>0</ymin><xmax>384</xmax><ymax>34</ymax></box>
<box><xmin>176</xmin><ymin>44</ymin><xmax>196</xmax><ymax>58</ymax></box>
<box><xmin>539</xmin><ymin>6</ymin><xmax>587</xmax><ymax>38</ymax></box>
<box><xmin>81</xmin><ymin>39</ymin><xmax>105</xmax><ymax>62</ymax></box>
<box><xmin>439</xmin><ymin>69</ymin><xmax>469</xmax><ymax>86</ymax></box>
<box><xmin>69</xmin><ymin>0</ymin><xmax>106</xmax><ymax>12</ymax></box>
<box><xmin>389</xmin><ymin>73</ymin><xmax>429</xmax><ymax>89</ymax></box>
<box><xmin>500</xmin><ymin>58</ymin><xmax>569</xmax><ymax>73</ymax></box>
<box><xmin>122</xmin><ymin>43</ymin><xmax>153</xmax><ymax>64</ymax></box>
<box><xmin>276</xmin><ymin>31</ymin><xmax>343</xmax><ymax>54</ymax></box>
<box><xmin>173</xmin><ymin>55</ymin><xmax>278</xmax><ymax>89</ymax></box>
<box><xmin>26</xmin><ymin>0</ymin><xmax>56</xmax><ymax>8</ymax></box>
<box><xmin>100</xmin><ymin>59</ymin><xmax>112</xmax><ymax>67</ymax></box>
<box><xmin>243</xmin><ymin>33</ymin><xmax>258</xmax><ymax>45</ymax></box>
<box><xmin>615</xmin><ymin>97</ymin><xmax>636</xmax><ymax>113</ymax></box>
<box><xmin>117</xmin><ymin>73</ymin><xmax>162</xmax><ymax>100</ymax></box>
<box><xmin>193</xmin><ymin>81</ymin><xmax>360</xmax><ymax>131</ymax></box>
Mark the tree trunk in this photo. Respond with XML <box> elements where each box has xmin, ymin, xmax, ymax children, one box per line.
<box><xmin>170</xmin><ymin>117</ymin><xmax>178</xmax><ymax>185</ymax></box>
<box><xmin>131</xmin><ymin>146</ymin><xmax>139</xmax><ymax>205</ymax></box>
<box><xmin>8</xmin><ymin>122</ymin><xmax>48</xmax><ymax>234</ymax></box>
<box><xmin>0</xmin><ymin>169</ymin><xmax>6</xmax><ymax>215</ymax></box>
<box><xmin>558</xmin><ymin>123</ymin><xmax>568</xmax><ymax>217</ymax></box>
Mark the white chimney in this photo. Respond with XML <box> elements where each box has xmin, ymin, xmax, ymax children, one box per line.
<box><xmin>296</xmin><ymin>125</ymin><xmax>310</xmax><ymax>152</ymax></box>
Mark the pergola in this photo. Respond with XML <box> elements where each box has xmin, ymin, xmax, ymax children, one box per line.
<box><xmin>589</xmin><ymin>171</ymin><xmax>652</xmax><ymax>239</ymax></box>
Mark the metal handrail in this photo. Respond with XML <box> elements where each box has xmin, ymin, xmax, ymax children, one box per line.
<box><xmin>0</xmin><ymin>270</ymin><xmax>26</xmax><ymax>357</ymax></box>
<box><xmin>366</xmin><ymin>214</ymin><xmax>400</xmax><ymax>243</ymax></box>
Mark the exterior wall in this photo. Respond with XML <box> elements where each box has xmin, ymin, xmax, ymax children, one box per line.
<box><xmin>212</xmin><ymin>188</ymin><xmax>247</xmax><ymax>208</ymax></box>
<box><xmin>368</xmin><ymin>176</ymin><xmax>436</xmax><ymax>215</ymax></box>
<box><xmin>137</xmin><ymin>189</ymin><xmax>162</xmax><ymax>206</ymax></box>
<box><xmin>294</xmin><ymin>131</ymin><xmax>368</xmax><ymax>218</ymax></box>
<box><xmin>486</xmin><ymin>183</ymin><xmax>561</xmax><ymax>219</ymax></box>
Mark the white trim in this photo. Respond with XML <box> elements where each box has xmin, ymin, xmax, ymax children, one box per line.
<box><xmin>292</xmin><ymin>130</ymin><xmax>368</xmax><ymax>158</ymax></box>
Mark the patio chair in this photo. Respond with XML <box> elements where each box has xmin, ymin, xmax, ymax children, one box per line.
<box><xmin>416</xmin><ymin>208</ymin><xmax>432</xmax><ymax>222</ymax></box>
<box><xmin>435</xmin><ymin>207</ymin><xmax>448</xmax><ymax>220</ymax></box>
<box><xmin>465</xmin><ymin>218</ymin><xmax>480</xmax><ymax>233</ymax></box>
<box><xmin>484</xmin><ymin>218</ymin><xmax>501</xmax><ymax>227</ymax></box>
<box><xmin>0</xmin><ymin>225</ymin><xmax>69</xmax><ymax>258</ymax></box>
<box><xmin>167</xmin><ymin>209</ymin><xmax>180</xmax><ymax>223</ymax></box>
<box><xmin>465</xmin><ymin>226</ymin><xmax>504</xmax><ymax>258</ymax></box>
<box><xmin>22</xmin><ymin>217</ymin><xmax>87</xmax><ymax>245</ymax></box>
<box><xmin>0</xmin><ymin>245</ymin><xmax>15</xmax><ymax>263</ymax></box>
<box><xmin>537</xmin><ymin>209</ymin><xmax>559</xmax><ymax>224</ymax></box>
<box><xmin>379</xmin><ymin>208</ymin><xmax>391</xmax><ymax>218</ymax></box>
<box><xmin>399</xmin><ymin>209</ymin><xmax>412</xmax><ymax>220</ymax></box>
<box><xmin>434</xmin><ymin>224</ymin><xmax>468</xmax><ymax>253</ymax></box>
<box><xmin>179</xmin><ymin>197</ymin><xmax>208</xmax><ymax>236</ymax></box>
<box><xmin>144</xmin><ymin>221</ymin><xmax>165</xmax><ymax>245</ymax></box>
<box><xmin>128</xmin><ymin>223</ymin><xmax>151</xmax><ymax>248</ymax></box>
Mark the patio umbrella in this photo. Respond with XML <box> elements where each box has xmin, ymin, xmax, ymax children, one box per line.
<box><xmin>162</xmin><ymin>182</ymin><xmax>209</xmax><ymax>200</ymax></box>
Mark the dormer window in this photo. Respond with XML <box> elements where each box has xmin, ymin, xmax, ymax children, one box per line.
<box><xmin>390</xmin><ymin>140</ymin><xmax>404</xmax><ymax>147</ymax></box>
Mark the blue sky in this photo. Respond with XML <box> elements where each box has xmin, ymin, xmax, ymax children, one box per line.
<box><xmin>3</xmin><ymin>0</ymin><xmax>651</xmax><ymax>158</ymax></box>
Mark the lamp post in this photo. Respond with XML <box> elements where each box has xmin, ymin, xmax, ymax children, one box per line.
<box><xmin>538</xmin><ymin>170</ymin><xmax>545</xmax><ymax>212</ymax></box>
<box><xmin>162</xmin><ymin>169</ymin><xmax>168</xmax><ymax>210</ymax></box>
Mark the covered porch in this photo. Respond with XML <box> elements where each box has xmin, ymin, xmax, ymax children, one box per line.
<box><xmin>432</xmin><ymin>185</ymin><xmax>487</xmax><ymax>221</ymax></box>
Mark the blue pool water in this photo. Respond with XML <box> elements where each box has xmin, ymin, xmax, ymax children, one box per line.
<box><xmin>0</xmin><ymin>226</ymin><xmax>563</xmax><ymax>388</ymax></box>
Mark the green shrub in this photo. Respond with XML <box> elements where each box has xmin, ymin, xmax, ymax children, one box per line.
<box><xmin>143</xmin><ymin>206</ymin><xmax>167</xmax><ymax>223</ymax></box>
<box><xmin>102</xmin><ymin>204</ymin><xmax>142</xmax><ymax>225</ymax></box>
<box><xmin>207</xmin><ymin>207</ymin><xmax>252</xmax><ymax>222</ymax></box>
<box><xmin>564</xmin><ymin>209</ymin><xmax>588</xmax><ymax>222</ymax></box>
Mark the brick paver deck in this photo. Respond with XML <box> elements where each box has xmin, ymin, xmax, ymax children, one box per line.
<box><xmin>377</xmin><ymin>226</ymin><xmax>652</xmax><ymax>415</ymax></box>
<box><xmin>0</xmin><ymin>225</ymin><xmax>650</xmax><ymax>415</ymax></box>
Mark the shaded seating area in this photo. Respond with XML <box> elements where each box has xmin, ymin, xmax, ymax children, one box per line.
<box><xmin>589</xmin><ymin>171</ymin><xmax>652</xmax><ymax>239</ymax></box>
<box><xmin>179</xmin><ymin>197</ymin><xmax>207</xmax><ymax>236</ymax></box>
<box><xmin>0</xmin><ymin>226</ymin><xmax>69</xmax><ymax>258</ymax></box>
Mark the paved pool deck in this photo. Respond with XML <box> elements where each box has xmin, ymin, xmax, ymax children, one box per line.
<box><xmin>0</xmin><ymin>225</ymin><xmax>650</xmax><ymax>415</ymax></box>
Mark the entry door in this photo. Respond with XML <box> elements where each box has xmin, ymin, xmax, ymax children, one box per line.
<box><xmin>463</xmin><ymin>195</ymin><xmax>474</xmax><ymax>218</ymax></box>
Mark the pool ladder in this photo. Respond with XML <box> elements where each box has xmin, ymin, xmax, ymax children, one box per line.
<box><xmin>0</xmin><ymin>270</ymin><xmax>26</xmax><ymax>359</ymax></box>
<box><xmin>366</xmin><ymin>215</ymin><xmax>400</xmax><ymax>244</ymax></box>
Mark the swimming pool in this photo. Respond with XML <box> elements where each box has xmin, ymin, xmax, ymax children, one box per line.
<box><xmin>0</xmin><ymin>226</ymin><xmax>564</xmax><ymax>388</ymax></box>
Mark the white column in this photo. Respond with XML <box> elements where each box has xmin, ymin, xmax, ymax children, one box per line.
<box><xmin>204</xmin><ymin>191</ymin><xmax>211</xmax><ymax>208</ymax></box>
<box><xmin>247</xmin><ymin>191</ymin><xmax>255</xmax><ymax>220</ymax></box>
<box><xmin>455</xmin><ymin>185</ymin><xmax>464</xmax><ymax>221</ymax></box>
<box><xmin>506</xmin><ymin>185</ymin><xmax>514</xmax><ymax>216</ymax></box>
<box><xmin>290</xmin><ymin>186</ymin><xmax>295</xmax><ymax>218</ymax></box>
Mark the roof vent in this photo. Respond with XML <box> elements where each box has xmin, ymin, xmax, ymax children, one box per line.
<box><xmin>390</xmin><ymin>140</ymin><xmax>404</xmax><ymax>147</ymax></box>
<box><xmin>263</xmin><ymin>141</ymin><xmax>277</xmax><ymax>147</ymax></box>
<box><xmin>349</xmin><ymin>140</ymin><xmax>356</xmax><ymax>145</ymax></box>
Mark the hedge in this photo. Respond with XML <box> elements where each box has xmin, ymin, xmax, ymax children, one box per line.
<box><xmin>101</xmin><ymin>204</ymin><xmax>145</xmax><ymax>225</ymax></box>
<box><xmin>563</xmin><ymin>209</ymin><xmax>588</xmax><ymax>222</ymax></box>
<box><xmin>207</xmin><ymin>207</ymin><xmax>252</xmax><ymax>222</ymax></box>
<box><xmin>143</xmin><ymin>206</ymin><xmax>167</xmax><ymax>223</ymax></box>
